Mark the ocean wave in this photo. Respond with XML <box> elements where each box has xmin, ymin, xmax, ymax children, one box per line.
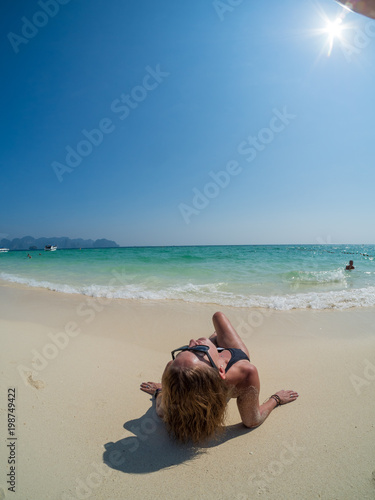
<box><xmin>240</xmin><ymin>288</ymin><xmax>375</xmax><ymax>310</ymax></box>
<box><xmin>2</xmin><ymin>272</ymin><xmax>375</xmax><ymax>311</ymax></box>
<box><xmin>284</xmin><ymin>268</ymin><xmax>347</xmax><ymax>285</ymax></box>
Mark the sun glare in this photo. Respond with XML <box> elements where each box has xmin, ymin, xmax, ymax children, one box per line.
<box><xmin>325</xmin><ymin>18</ymin><xmax>343</xmax><ymax>39</ymax></box>
<box><xmin>325</xmin><ymin>18</ymin><xmax>343</xmax><ymax>55</ymax></box>
<box><xmin>321</xmin><ymin>15</ymin><xmax>349</xmax><ymax>56</ymax></box>
<box><xmin>310</xmin><ymin>4</ymin><xmax>352</xmax><ymax>59</ymax></box>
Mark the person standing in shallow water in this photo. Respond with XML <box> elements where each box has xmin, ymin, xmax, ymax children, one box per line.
<box><xmin>140</xmin><ymin>312</ymin><xmax>299</xmax><ymax>443</ymax></box>
<box><xmin>345</xmin><ymin>260</ymin><xmax>355</xmax><ymax>270</ymax></box>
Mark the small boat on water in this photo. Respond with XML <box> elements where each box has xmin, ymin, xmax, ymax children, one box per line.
<box><xmin>0</xmin><ymin>248</ymin><xmax>9</xmax><ymax>253</ymax></box>
<box><xmin>44</xmin><ymin>245</ymin><xmax>57</xmax><ymax>251</ymax></box>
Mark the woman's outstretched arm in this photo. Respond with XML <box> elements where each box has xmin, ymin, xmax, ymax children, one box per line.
<box><xmin>236</xmin><ymin>364</ymin><xmax>299</xmax><ymax>428</ymax></box>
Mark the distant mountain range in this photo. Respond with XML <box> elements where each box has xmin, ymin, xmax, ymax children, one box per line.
<box><xmin>0</xmin><ymin>236</ymin><xmax>119</xmax><ymax>250</ymax></box>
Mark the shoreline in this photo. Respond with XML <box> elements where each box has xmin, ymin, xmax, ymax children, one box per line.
<box><xmin>1</xmin><ymin>277</ymin><xmax>375</xmax><ymax>313</ymax></box>
<box><xmin>0</xmin><ymin>281</ymin><xmax>374</xmax><ymax>499</ymax></box>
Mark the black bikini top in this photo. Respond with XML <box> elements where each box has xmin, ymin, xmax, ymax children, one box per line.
<box><xmin>217</xmin><ymin>347</ymin><xmax>250</xmax><ymax>373</ymax></box>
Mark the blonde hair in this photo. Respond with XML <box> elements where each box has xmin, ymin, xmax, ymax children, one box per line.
<box><xmin>161</xmin><ymin>363</ymin><xmax>228</xmax><ymax>443</ymax></box>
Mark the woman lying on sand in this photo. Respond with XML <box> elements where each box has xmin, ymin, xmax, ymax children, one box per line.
<box><xmin>140</xmin><ymin>311</ymin><xmax>299</xmax><ymax>443</ymax></box>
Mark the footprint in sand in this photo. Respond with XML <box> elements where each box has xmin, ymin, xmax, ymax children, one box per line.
<box><xmin>27</xmin><ymin>373</ymin><xmax>45</xmax><ymax>390</ymax></box>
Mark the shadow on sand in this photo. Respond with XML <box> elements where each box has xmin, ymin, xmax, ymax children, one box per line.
<box><xmin>103</xmin><ymin>399</ymin><xmax>254</xmax><ymax>474</ymax></box>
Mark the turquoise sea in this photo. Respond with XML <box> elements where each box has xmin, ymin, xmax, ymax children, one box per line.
<box><xmin>1</xmin><ymin>245</ymin><xmax>375</xmax><ymax>310</ymax></box>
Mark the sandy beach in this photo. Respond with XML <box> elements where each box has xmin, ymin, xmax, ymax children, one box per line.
<box><xmin>0</xmin><ymin>280</ymin><xmax>374</xmax><ymax>500</ymax></box>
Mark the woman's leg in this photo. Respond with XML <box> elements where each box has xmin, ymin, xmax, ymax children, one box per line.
<box><xmin>212</xmin><ymin>311</ymin><xmax>250</xmax><ymax>356</ymax></box>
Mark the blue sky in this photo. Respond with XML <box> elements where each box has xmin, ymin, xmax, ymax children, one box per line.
<box><xmin>1</xmin><ymin>0</ymin><xmax>375</xmax><ymax>246</ymax></box>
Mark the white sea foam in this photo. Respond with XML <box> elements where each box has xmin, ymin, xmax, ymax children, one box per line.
<box><xmin>286</xmin><ymin>268</ymin><xmax>347</xmax><ymax>285</ymax></box>
<box><xmin>240</xmin><ymin>288</ymin><xmax>375</xmax><ymax>310</ymax></box>
<box><xmin>2</xmin><ymin>272</ymin><xmax>375</xmax><ymax>311</ymax></box>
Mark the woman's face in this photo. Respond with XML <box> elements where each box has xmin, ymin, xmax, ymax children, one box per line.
<box><xmin>169</xmin><ymin>337</ymin><xmax>221</xmax><ymax>370</ymax></box>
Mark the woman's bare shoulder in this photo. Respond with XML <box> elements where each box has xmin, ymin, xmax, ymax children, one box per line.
<box><xmin>226</xmin><ymin>362</ymin><xmax>258</xmax><ymax>393</ymax></box>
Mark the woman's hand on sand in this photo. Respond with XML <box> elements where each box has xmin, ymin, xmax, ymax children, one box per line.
<box><xmin>140</xmin><ymin>381</ymin><xmax>161</xmax><ymax>395</ymax></box>
<box><xmin>274</xmin><ymin>390</ymin><xmax>299</xmax><ymax>405</ymax></box>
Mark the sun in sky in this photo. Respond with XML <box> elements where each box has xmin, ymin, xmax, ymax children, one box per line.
<box><xmin>317</xmin><ymin>3</ymin><xmax>359</xmax><ymax>58</ymax></box>
<box><xmin>325</xmin><ymin>16</ymin><xmax>344</xmax><ymax>38</ymax></box>
<box><xmin>324</xmin><ymin>16</ymin><xmax>345</xmax><ymax>55</ymax></box>
<box><xmin>308</xmin><ymin>3</ymin><xmax>354</xmax><ymax>58</ymax></box>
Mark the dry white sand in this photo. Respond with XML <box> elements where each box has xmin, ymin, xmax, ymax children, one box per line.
<box><xmin>0</xmin><ymin>281</ymin><xmax>374</xmax><ymax>500</ymax></box>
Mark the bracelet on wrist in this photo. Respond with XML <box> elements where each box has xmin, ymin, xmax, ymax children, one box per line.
<box><xmin>270</xmin><ymin>394</ymin><xmax>281</xmax><ymax>407</ymax></box>
<box><xmin>154</xmin><ymin>388</ymin><xmax>162</xmax><ymax>399</ymax></box>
